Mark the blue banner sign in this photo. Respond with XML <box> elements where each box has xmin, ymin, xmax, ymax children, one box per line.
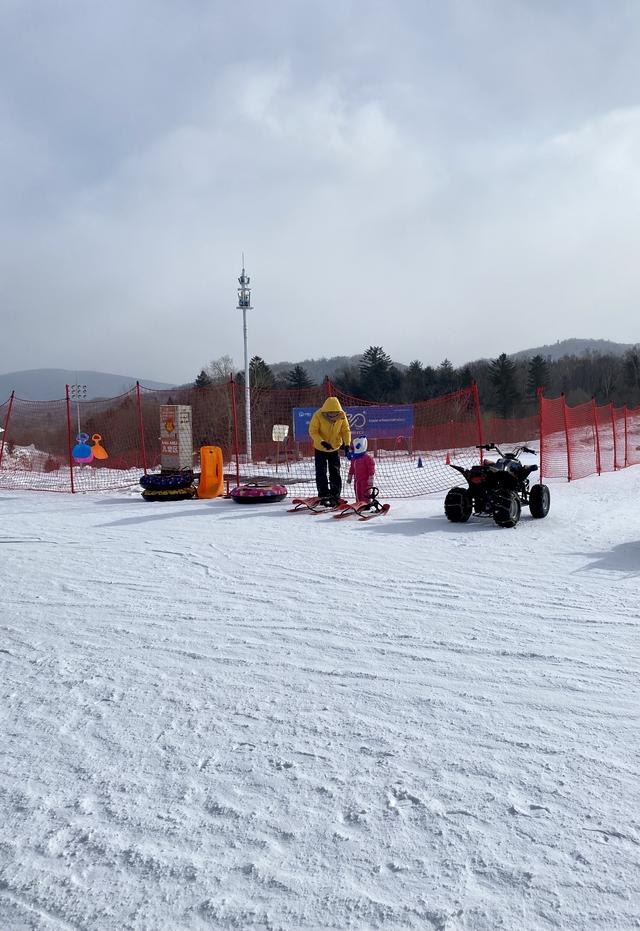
<box><xmin>293</xmin><ymin>405</ymin><xmax>413</xmax><ymax>442</ymax></box>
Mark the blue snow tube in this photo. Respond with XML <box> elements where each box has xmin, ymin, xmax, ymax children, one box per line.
<box><xmin>140</xmin><ymin>471</ymin><xmax>195</xmax><ymax>491</ymax></box>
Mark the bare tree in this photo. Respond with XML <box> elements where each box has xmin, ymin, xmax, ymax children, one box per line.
<box><xmin>598</xmin><ymin>357</ymin><xmax>618</xmax><ymax>400</ymax></box>
<box><xmin>206</xmin><ymin>355</ymin><xmax>235</xmax><ymax>384</ymax></box>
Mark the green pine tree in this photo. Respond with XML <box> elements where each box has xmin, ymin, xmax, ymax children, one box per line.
<box><xmin>194</xmin><ymin>368</ymin><xmax>213</xmax><ymax>388</ymax></box>
<box><xmin>489</xmin><ymin>353</ymin><xmax>520</xmax><ymax>418</ymax></box>
<box><xmin>249</xmin><ymin>356</ymin><xmax>276</xmax><ymax>388</ymax></box>
<box><xmin>526</xmin><ymin>354</ymin><xmax>550</xmax><ymax>399</ymax></box>
<box><xmin>437</xmin><ymin>358</ymin><xmax>455</xmax><ymax>393</ymax></box>
<box><xmin>359</xmin><ymin>346</ymin><xmax>393</xmax><ymax>400</ymax></box>
<box><xmin>285</xmin><ymin>364</ymin><xmax>313</xmax><ymax>389</ymax></box>
<box><xmin>406</xmin><ymin>360</ymin><xmax>424</xmax><ymax>401</ymax></box>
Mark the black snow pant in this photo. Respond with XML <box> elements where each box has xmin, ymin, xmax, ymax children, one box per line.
<box><xmin>314</xmin><ymin>449</ymin><xmax>342</xmax><ymax>499</ymax></box>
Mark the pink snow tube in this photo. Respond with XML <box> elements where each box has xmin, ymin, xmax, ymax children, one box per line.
<box><xmin>230</xmin><ymin>482</ymin><xmax>288</xmax><ymax>503</ymax></box>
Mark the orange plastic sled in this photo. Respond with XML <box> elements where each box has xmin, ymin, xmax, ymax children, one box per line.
<box><xmin>197</xmin><ymin>445</ymin><xmax>224</xmax><ymax>498</ymax></box>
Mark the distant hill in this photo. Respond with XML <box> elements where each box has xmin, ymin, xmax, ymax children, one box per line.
<box><xmin>0</xmin><ymin>369</ymin><xmax>175</xmax><ymax>401</ymax></box>
<box><xmin>511</xmin><ymin>338</ymin><xmax>635</xmax><ymax>362</ymax></box>
<box><xmin>270</xmin><ymin>354</ymin><xmax>407</xmax><ymax>384</ymax></box>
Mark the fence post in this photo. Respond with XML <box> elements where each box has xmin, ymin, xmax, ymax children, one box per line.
<box><xmin>592</xmin><ymin>398</ymin><xmax>601</xmax><ymax>476</ymax></box>
<box><xmin>323</xmin><ymin>376</ymin><xmax>333</xmax><ymax>398</ymax></box>
<box><xmin>65</xmin><ymin>385</ymin><xmax>76</xmax><ymax>494</ymax></box>
<box><xmin>472</xmin><ymin>382</ymin><xmax>484</xmax><ymax>462</ymax></box>
<box><xmin>537</xmin><ymin>387</ymin><xmax>544</xmax><ymax>482</ymax></box>
<box><xmin>230</xmin><ymin>375</ymin><xmax>240</xmax><ymax>485</ymax></box>
<box><xmin>610</xmin><ymin>402</ymin><xmax>618</xmax><ymax>470</ymax></box>
<box><xmin>624</xmin><ymin>405</ymin><xmax>629</xmax><ymax>468</ymax></box>
<box><xmin>561</xmin><ymin>393</ymin><xmax>572</xmax><ymax>482</ymax></box>
<box><xmin>135</xmin><ymin>382</ymin><xmax>148</xmax><ymax>474</ymax></box>
<box><xmin>0</xmin><ymin>391</ymin><xmax>15</xmax><ymax>469</ymax></box>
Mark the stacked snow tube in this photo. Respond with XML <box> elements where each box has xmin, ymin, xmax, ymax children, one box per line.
<box><xmin>230</xmin><ymin>482</ymin><xmax>288</xmax><ymax>504</ymax></box>
<box><xmin>140</xmin><ymin>471</ymin><xmax>196</xmax><ymax>502</ymax></box>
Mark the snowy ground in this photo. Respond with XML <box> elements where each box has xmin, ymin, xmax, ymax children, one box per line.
<box><xmin>1</xmin><ymin>470</ymin><xmax>639</xmax><ymax>930</ymax></box>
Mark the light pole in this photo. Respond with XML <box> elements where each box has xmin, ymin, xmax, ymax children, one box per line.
<box><xmin>69</xmin><ymin>381</ymin><xmax>87</xmax><ymax>435</ymax></box>
<box><xmin>237</xmin><ymin>259</ymin><xmax>253</xmax><ymax>462</ymax></box>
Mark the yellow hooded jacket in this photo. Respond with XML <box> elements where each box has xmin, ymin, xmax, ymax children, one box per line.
<box><xmin>308</xmin><ymin>397</ymin><xmax>352</xmax><ymax>452</ymax></box>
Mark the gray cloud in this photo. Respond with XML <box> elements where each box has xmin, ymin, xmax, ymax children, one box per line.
<box><xmin>1</xmin><ymin>0</ymin><xmax>639</xmax><ymax>383</ymax></box>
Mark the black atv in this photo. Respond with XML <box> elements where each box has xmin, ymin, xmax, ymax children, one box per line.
<box><xmin>444</xmin><ymin>443</ymin><xmax>551</xmax><ymax>528</ymax></box>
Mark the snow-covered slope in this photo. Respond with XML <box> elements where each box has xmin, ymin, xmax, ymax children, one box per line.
<box><xmin>1</xmin><ymin>473</ymin><xmax>639</xmax><ymax>930</ymax></box>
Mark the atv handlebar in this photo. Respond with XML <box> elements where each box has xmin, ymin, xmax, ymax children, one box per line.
<box><xmin>476</xmin><ymin>442</ymin><xmax>537</xmax><ymax>458</ymax></box>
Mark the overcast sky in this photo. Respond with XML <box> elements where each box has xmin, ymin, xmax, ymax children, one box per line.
<box><xmin>2</xmin><ymin>0</ymin><xmax>639</xmax><ymax>383</ymax></box>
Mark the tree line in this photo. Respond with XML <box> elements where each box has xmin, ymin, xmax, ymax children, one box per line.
<box><xmin>194</xmin><ymin>344</ymin><xmax>640</xmax><ymax>416</ymax></box>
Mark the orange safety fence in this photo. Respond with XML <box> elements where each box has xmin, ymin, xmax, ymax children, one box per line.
<box><xmin>1</xmin><ymin>381</ymin><xmax>639</xmax><ymax>495</ymax></box>
<box><xmin>235</xmin><ymin>381</ymin><xmax>482</xmax><ymax>498</ymax></box>
<box><xmin>483</xmin><ymin>414</ymin><xmax>539</xmax><ymax>448</ymax></box>
<box><xmin>0</xmin><ymin>387</ymin><xmax>148</xmax><ymax>492</ymax></box>
<box><xmin>628</xmin><ymin>406</ymin><xmax>640</xmax><ymax>467</ymax></box>
<box><xmin>539</xmin><ymin>393</ymin><xmax>640</xmax><ymax>481</ymax></box>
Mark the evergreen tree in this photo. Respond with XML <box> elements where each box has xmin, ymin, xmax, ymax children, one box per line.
<box><xmin>422</xmin><ymin>365</ymin><xmax>438</xmax><ymax>399</ymax></box>
<box><xmin>456</xmin><ymin>365</ymin><xmax>474</xmax><ymax>390</ymax></box>
<box><xmin>285</xmin><ymin>364</ymin><xmax>313</xmax><ymax>389</ymax></box>
<box><xmin>437</xmin><ymin>358</ymin><xmax>455</xmax><ymax>394</ymax></box>
<box><xmin>249</xmin><ymin>356</ymin><xmax>276</xmax><ymax>388</ymax></box>
<box><xmin>526</xmin><ymin>354</ymin><xmax>550</xmax><ymax>399</ymax></box>
<box><xmin>359</xmin><ymin>346</ymin><xmax>393</xmax><ymax>400</ymax></box>
<box><xmin>386</xmin><ymin>364</ymin><xmax>403</xmax><ymax>401</ymax></box>
<box><xmin>489</xmin><ymin>352</ymin><xmax>520</xmax><ymax>418</ymax></box>
<box><xmin>194</xmin><ymin>368</ymin><xmax>213</xmax><ymax>388</ymax></box>
<box><xmin>406</xmin><ymin>360</ymin><xmax>424</xmax><ymax>402</ymax></box>
<box><xmin>332</xmin><ymin>365</ymin><xmax>362</xmax><ymax>396</ymax></box>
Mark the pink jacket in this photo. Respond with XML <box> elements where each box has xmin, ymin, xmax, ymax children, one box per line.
<box><xmin>348</xmin><ymin>453</ymin><xmax>375</xmax><ymax>501</ymax></box>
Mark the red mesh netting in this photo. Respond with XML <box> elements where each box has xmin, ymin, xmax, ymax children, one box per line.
<box><xmin>0</xmin><ymin>389</ymin><xmax>145</xmax><ymax>492</ymax></box>
<box><xmin>595</xmin><ymin>404</ymin><xmax>616</xmax><ymax>474</ymax></box>
<box><xmin>613</xmin><ymin>406</ymin><xmax>626</xmax><ymax>470</ymax></box>
<box><xmin>627</xmin><ymin>407</ymin><xmax>640</xmax><ymax>467</ymax></box>
<box><xmin>0</xmin><ymin>394</ymin><xmax>71</xmax><ymax>492</ymax></box>
<box><xmin>3</xmin><ymin>383</ymin><xmax>640</xmax><ymax>494</ymax></box>
<box><xmin>539</xmin><ymin>395</ymin><xmax>568</xmax><ymax>480</ymax></box>
<box><xmin>540</xmin><ymin>395</ymin><xmax>636</xmax><ymax>481</ymax></box>
<box><xmin>566</xmin><ymin>401</ymin><xmax>599</xmax><ymax>481</ymax></box>
<box><xmin>483</xmin><ymin>415</ymin><xmax>539</xmax><ymax>448</ymax></box>
<box><xmin>138</xmin><ymin>383</ymin><xmax>235</xmax><ymax>470</ymax></box>
<box><xmin>231</xmin><ymin>383</ymin><xmax>482</xmax><ymax>498</ymax></box>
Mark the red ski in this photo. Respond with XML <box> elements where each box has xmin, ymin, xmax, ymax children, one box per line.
<box><xmin>333</xmin><ymin>499</ymin><xmax>371</xmax><ymax>519</ymax></box>
<box><xmin>334</xmin><ymin>499</ymin><xmax>390</xmax><ymax>520</ymax></box>
<box><xmin>288</xmin><ymin>496</ymin><xmax>347</xmax><ymax>513</ymax></box>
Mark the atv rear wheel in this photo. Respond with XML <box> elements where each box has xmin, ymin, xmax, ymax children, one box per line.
<box><xmin>493</xmin><ymin>489</ymin><xmax>521</xmax><ymax>528</ymax></box>
<box><xmin>444</xmin><ymin>487</ymin><xmax>473</xmax><ymax>523</ymax></box>
<box><xmin>529</xmin><ymin>483</ymin><xmax>551</xmax><ymax>518</ymax></box>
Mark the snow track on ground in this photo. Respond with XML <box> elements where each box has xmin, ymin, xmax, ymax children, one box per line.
<box><xmin>1</xmin><ymin>472</ymin><xmax>639</xmax><ymax>930</ymax></box>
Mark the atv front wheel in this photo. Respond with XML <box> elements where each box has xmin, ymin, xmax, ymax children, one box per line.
<box><xmin>444</xmin><ymin>486</ymin><xmax>473</xmax><ymax>523</ymax></box>
<box><xmin>529</xmin><ymin>483</ymin><xmax>551</xmax><ymax>519</ymax></box>
<box><xmin>493</xmin><ymin>489</ymin><xmax>521</xmax><ymax>528</ymax></box>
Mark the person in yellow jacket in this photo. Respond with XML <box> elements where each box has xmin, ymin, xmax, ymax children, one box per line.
<box><xmin>308</xmin><ymin>397</ymin><xmax>352</xmax><ymax>503</ymax></box>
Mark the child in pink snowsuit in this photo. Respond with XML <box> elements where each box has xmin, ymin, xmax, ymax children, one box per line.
<box><xmin>347</xmin><ymin>436</ymin><xmax>375</xmax><ymax>502</ymax></box>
